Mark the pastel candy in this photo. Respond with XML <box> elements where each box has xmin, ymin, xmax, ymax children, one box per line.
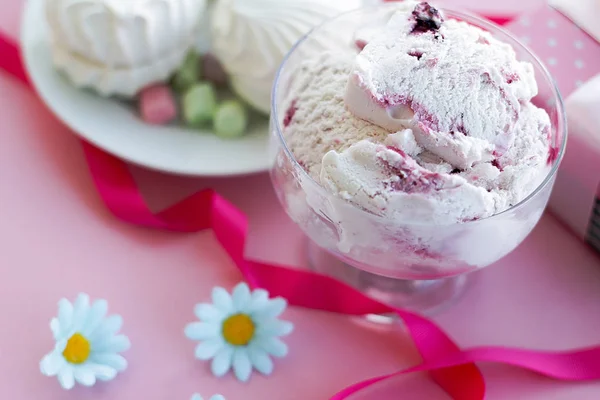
<box><xmin>202</xmin><ymin>53</ymin><xmax>228</xmax><ymax>86</ymax></box>
<box><xmin>138</xmin><ymin>84</ymin><xmax>178</xmax><ymax>125</ymax></box>
<box><xmin>213</xmin><ymin>100</ymin><xmax>248</xmax><ymax>138</ymax></box>
<box><xmin>183</xmin><ymin>83</ymin><xmax>217</xmax><ymax>127</ymax></box>
<box><xmin>172</xmin><ymin>50</ymin><xmax>201</xmax><ymax>93</ymax></box>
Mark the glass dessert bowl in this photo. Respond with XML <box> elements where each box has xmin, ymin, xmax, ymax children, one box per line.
<box><xmin>269</xmin><ymin>3</ymin><xmax>567</xmax><ymax>314</ymax></box>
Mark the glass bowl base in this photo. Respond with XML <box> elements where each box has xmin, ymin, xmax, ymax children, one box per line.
<box><xmin>306</xmin><ymin>240</ymin><xmax>469</xmax><ymax>318</ymax></box>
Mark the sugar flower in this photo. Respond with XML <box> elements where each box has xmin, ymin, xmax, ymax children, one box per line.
<box><xmin>185</xmin><ymin>282</ymin><xmax>294</xmax><ymax>382</ymax></box>
<box><xmin>40</xmin><ymin>293</ymin><xmax>130</xmax><ymax>389</ymax></box>
<box><xmin>190</xmin><ymin>393</ymin><xmax>226</xmax><ymax>400</ymax></box>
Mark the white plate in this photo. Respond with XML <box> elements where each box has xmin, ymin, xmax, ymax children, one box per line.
<box><xmin>20</xmin><ymin>0</ymin><xmax>272</xmax><ymax>177</ymax></box>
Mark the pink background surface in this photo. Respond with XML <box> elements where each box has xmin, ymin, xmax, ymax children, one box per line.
<box><xmin>507</xmin><ymin>3</ymin><xmax>600</xmax><ymax>97</ymax></box>
<box><xmin>2</xmin><ymin>0</ymin><xmax>600</xmax><ymax>399</ymax></box>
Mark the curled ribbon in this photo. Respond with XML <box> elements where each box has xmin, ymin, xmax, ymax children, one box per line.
<box><xmin>2</xmin><ymin>27</ymin><xmax>600</xmax><ymax>400</ymax></box>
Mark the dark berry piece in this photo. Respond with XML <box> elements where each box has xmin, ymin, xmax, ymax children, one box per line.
<box><xmin>355</xmin><ymin>39</ymin><xmax>368</xmax><ymax>50</ymax></box>
<box><xmin>411</xmin><ymin>2</ymin><xmax>444</xmax><ymax>34</ymax></box>
<box><xmin>547</xmin><ymin>145</ymin><xmax>559</xmax><ymax>164</ymax></box>
<box><xmin>408</xmin><ymin>49</ymin><xmax>423</xmax><ymax>60</ymax></box>
<box><xmin>283</xmin><ymin>100</ymin><xmax>298</xmax><ymax>128</ymax></box>
<box><xmin>491</xmin><ymin>159</ymin><xmax>503</xmax><ymax>171</ymax></box>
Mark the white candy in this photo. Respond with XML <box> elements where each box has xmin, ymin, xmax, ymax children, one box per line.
<box><xmin>209</xmin><ymin>0</ymin><xmax>365</xmax><ymax>114</ymax></box>
<box><xmin>46</xmin><ymin>0</ymin><xmax>206</xmax><ymax>98</ymax></box>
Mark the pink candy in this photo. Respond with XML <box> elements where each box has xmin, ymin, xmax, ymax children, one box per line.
<box><xmin>138</xmin><ymin>84</ymin><xmax>178</xmax><ymax>125</ymax></box>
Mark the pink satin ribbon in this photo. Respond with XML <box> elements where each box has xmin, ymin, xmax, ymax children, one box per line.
<box><xmin>2</xmin><ymin>28</ymin><xmax>600</xmax><ymax>399</ymax></box>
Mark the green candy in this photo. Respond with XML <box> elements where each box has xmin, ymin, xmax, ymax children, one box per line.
<box><xmin>213</xmin><ymin>100</ymin><xmax>248</xmax><ymax>138</ymax></box>
<box><xmin>182</xmin><ymin>83</ymin><xmax>217</xmax><ymax>127</ymax></box>
<box><xmin>172</xmin><ymin>51</ymin><xmax>201</xmax><ymax>93</ymax></box>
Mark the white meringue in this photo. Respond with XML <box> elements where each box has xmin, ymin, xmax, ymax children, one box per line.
<box><xmin>46</xmin><ymin>0</ymin><xmax>206</xmax><ymax>98</ymax></box>
<box><xmin>209</xmin><ymin>0</ymin><xmax>365</xmax><ymax>114</ymax></box>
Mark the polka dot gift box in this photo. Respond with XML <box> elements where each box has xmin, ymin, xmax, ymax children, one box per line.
<box><xmin>506</xmin><ymin>0</ymin><xmax>600</xmax><ymax>254</ymax></box>
<box><xmin>505</xmin><ymin>0</ymin><xmax>599</xmax><ymax>96</ymax></box>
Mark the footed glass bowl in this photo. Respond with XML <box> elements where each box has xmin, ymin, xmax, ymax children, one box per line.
<box><xmin>269</xmin><ymin>4</ymin><xmax>567</xmax><ymax>314</ymax></box>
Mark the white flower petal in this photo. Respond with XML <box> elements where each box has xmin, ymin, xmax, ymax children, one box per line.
<box><xmin>211</xmin><ymin>346</ymin><xmax>234</xmax><ymax>377</ymax></box>
<box><xmin>58</xmin><ymin>367</ymin><xmax>75</xmax><ymax>390</ymax></box>
<box><xmin>89</xmin><ymin>315</ymin><xmax>123</xmax><ymax>343</ymax></box>
<box><xmin>40</xmin><ymin>351</ymin><xmax>65</xmax><ymax>376</ymax></box>
<box><xmin>256</xmin><ymin>320</ymin><xmax>294</xmax><ymax>337</ymax></box>
<box><xmin>89</xmin><ymin>353</ymin><xmax>128</xmax><ymax>372</ymax></box>
<box><xmin>232</xmin><ymin>348</ymin><xmax>252</xmax><ymax>382</ymax></box>
<box><xmin>71</xmin><ymin>293</ymin><xmax>90</xmax><ymax>331</ymax></box>
<box><xmin>54</xmin><ymin>339</ymin><xmax>68</xmax><ymax>353</ymax></box>
<box><xmin>248</xmin><ymin>346</ymin><xmax>274</xmax><ymax>376</ymax></box>
<box><xmin>185</xmin><ymin>322</ymin><xmax>220</xmax><ymax>341</ymax></box>
<box><xmin>93</xmin><ymin>334</ymin><xmax>130</xmax><ymax>353</ymax></box>
<box><xmin>232</xmin><ymin>283</ymin><xmax>251</xmax><ymax>312</ymax></box>
<box><xmin>212</xmin><ymin>287</ymin><xmax>233</xmax><ymax>313</ymax></box>
<box><xmin>57</xmin><ymin>298</ymin><xmax>73</xmax><ymax>337</ymax></box>
<box><xmin>255</xmin><ymin>337</ymin><xmax>288</xmax><ymax>358</ymax></box>
<box><xmin>253</xmin><ymin>298</ymin><xmax>287</xmax><ymax>320</ymax></box>
<box><xmin>50</xmin><ymin>318</ymin><xmax>61</xmax><ymax>340</ymax></box>
<box><xmin>194</xmin><ymin>303</ymin><xmax>222</xmax><ymax>322</ymax></box>
<box><xmin>82</xmin><ymin>299</ymin><xmax>108</xmax><ymax>336</ymax></box>
<box><xmin>190</xmin><ymin>394</ymin><xmax>203</xmax><ymax>400</ymax></box>
<box><xmin>195</xmin><ymin>338</ymin><xmax>224</xmax><ymax>360</ymax></box>
<box><xmin>85</xmin><ymin>363</ymin><xmax>118</xmax><ymax>381</ymax></box>
<box><xmin>73</xmin><ymin>366</ymin><xmax>97</xmax><ymax>387</ymax></box>
<box><xmin>248</xmin><ymin>289</ymin><xmax>269</xmax><ymax>312</ymax></box>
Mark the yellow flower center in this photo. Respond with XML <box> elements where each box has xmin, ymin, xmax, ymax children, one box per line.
<box><xmin>222</xmin><ymin>313</ymin><xmax>255</xmax><ymax>346</ymax></box>
<box><xmin>62</xmin><ymin>333</ymin><xmax>91</xmax><ymax>364</ymax></box>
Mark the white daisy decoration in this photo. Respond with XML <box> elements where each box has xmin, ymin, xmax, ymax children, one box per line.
<box><xmin>185</xmin><ymin>282</ymin><xmax>294</xmax><ymax>382</ymax></box>
<box><xmin>40</xmin><ymin>293</ymin><xmax>130</xmax><ymax>390</ymax></box>
<box><xmin>191</xmin><ymin>393</ymin><xmax>226</xmax><ymax>400</ymax></box>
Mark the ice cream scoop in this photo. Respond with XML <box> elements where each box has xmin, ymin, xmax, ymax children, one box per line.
<box><xmin>282</xmin><ymin>2</ymin><xmax>552</xmax><ymax>225</ymax></box>
<box><xmin>46</xmin><ymin>0</ymin><xmax>206</xmax><ymax>98</ymax></box>
<box><xmin>345</xmin><ymin>1</ymin><xmax>538</xmax><ymax>169</ymax></box>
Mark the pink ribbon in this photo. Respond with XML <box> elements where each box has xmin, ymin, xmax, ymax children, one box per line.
<box><xmin>2</xmin><ymin>26</ymin><xmax>600</xmax><ymax>399</ymax></box>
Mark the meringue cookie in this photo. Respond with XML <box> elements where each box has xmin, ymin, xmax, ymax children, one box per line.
<box><xmin>209</xmin><ymin>0</ymin><xmax>365</xmax><ymax>114</ymax></box>
<box><xmin>46</xmin><ymin>0</ymin><xmax>206</xmax><ymax>98</ymax></box>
